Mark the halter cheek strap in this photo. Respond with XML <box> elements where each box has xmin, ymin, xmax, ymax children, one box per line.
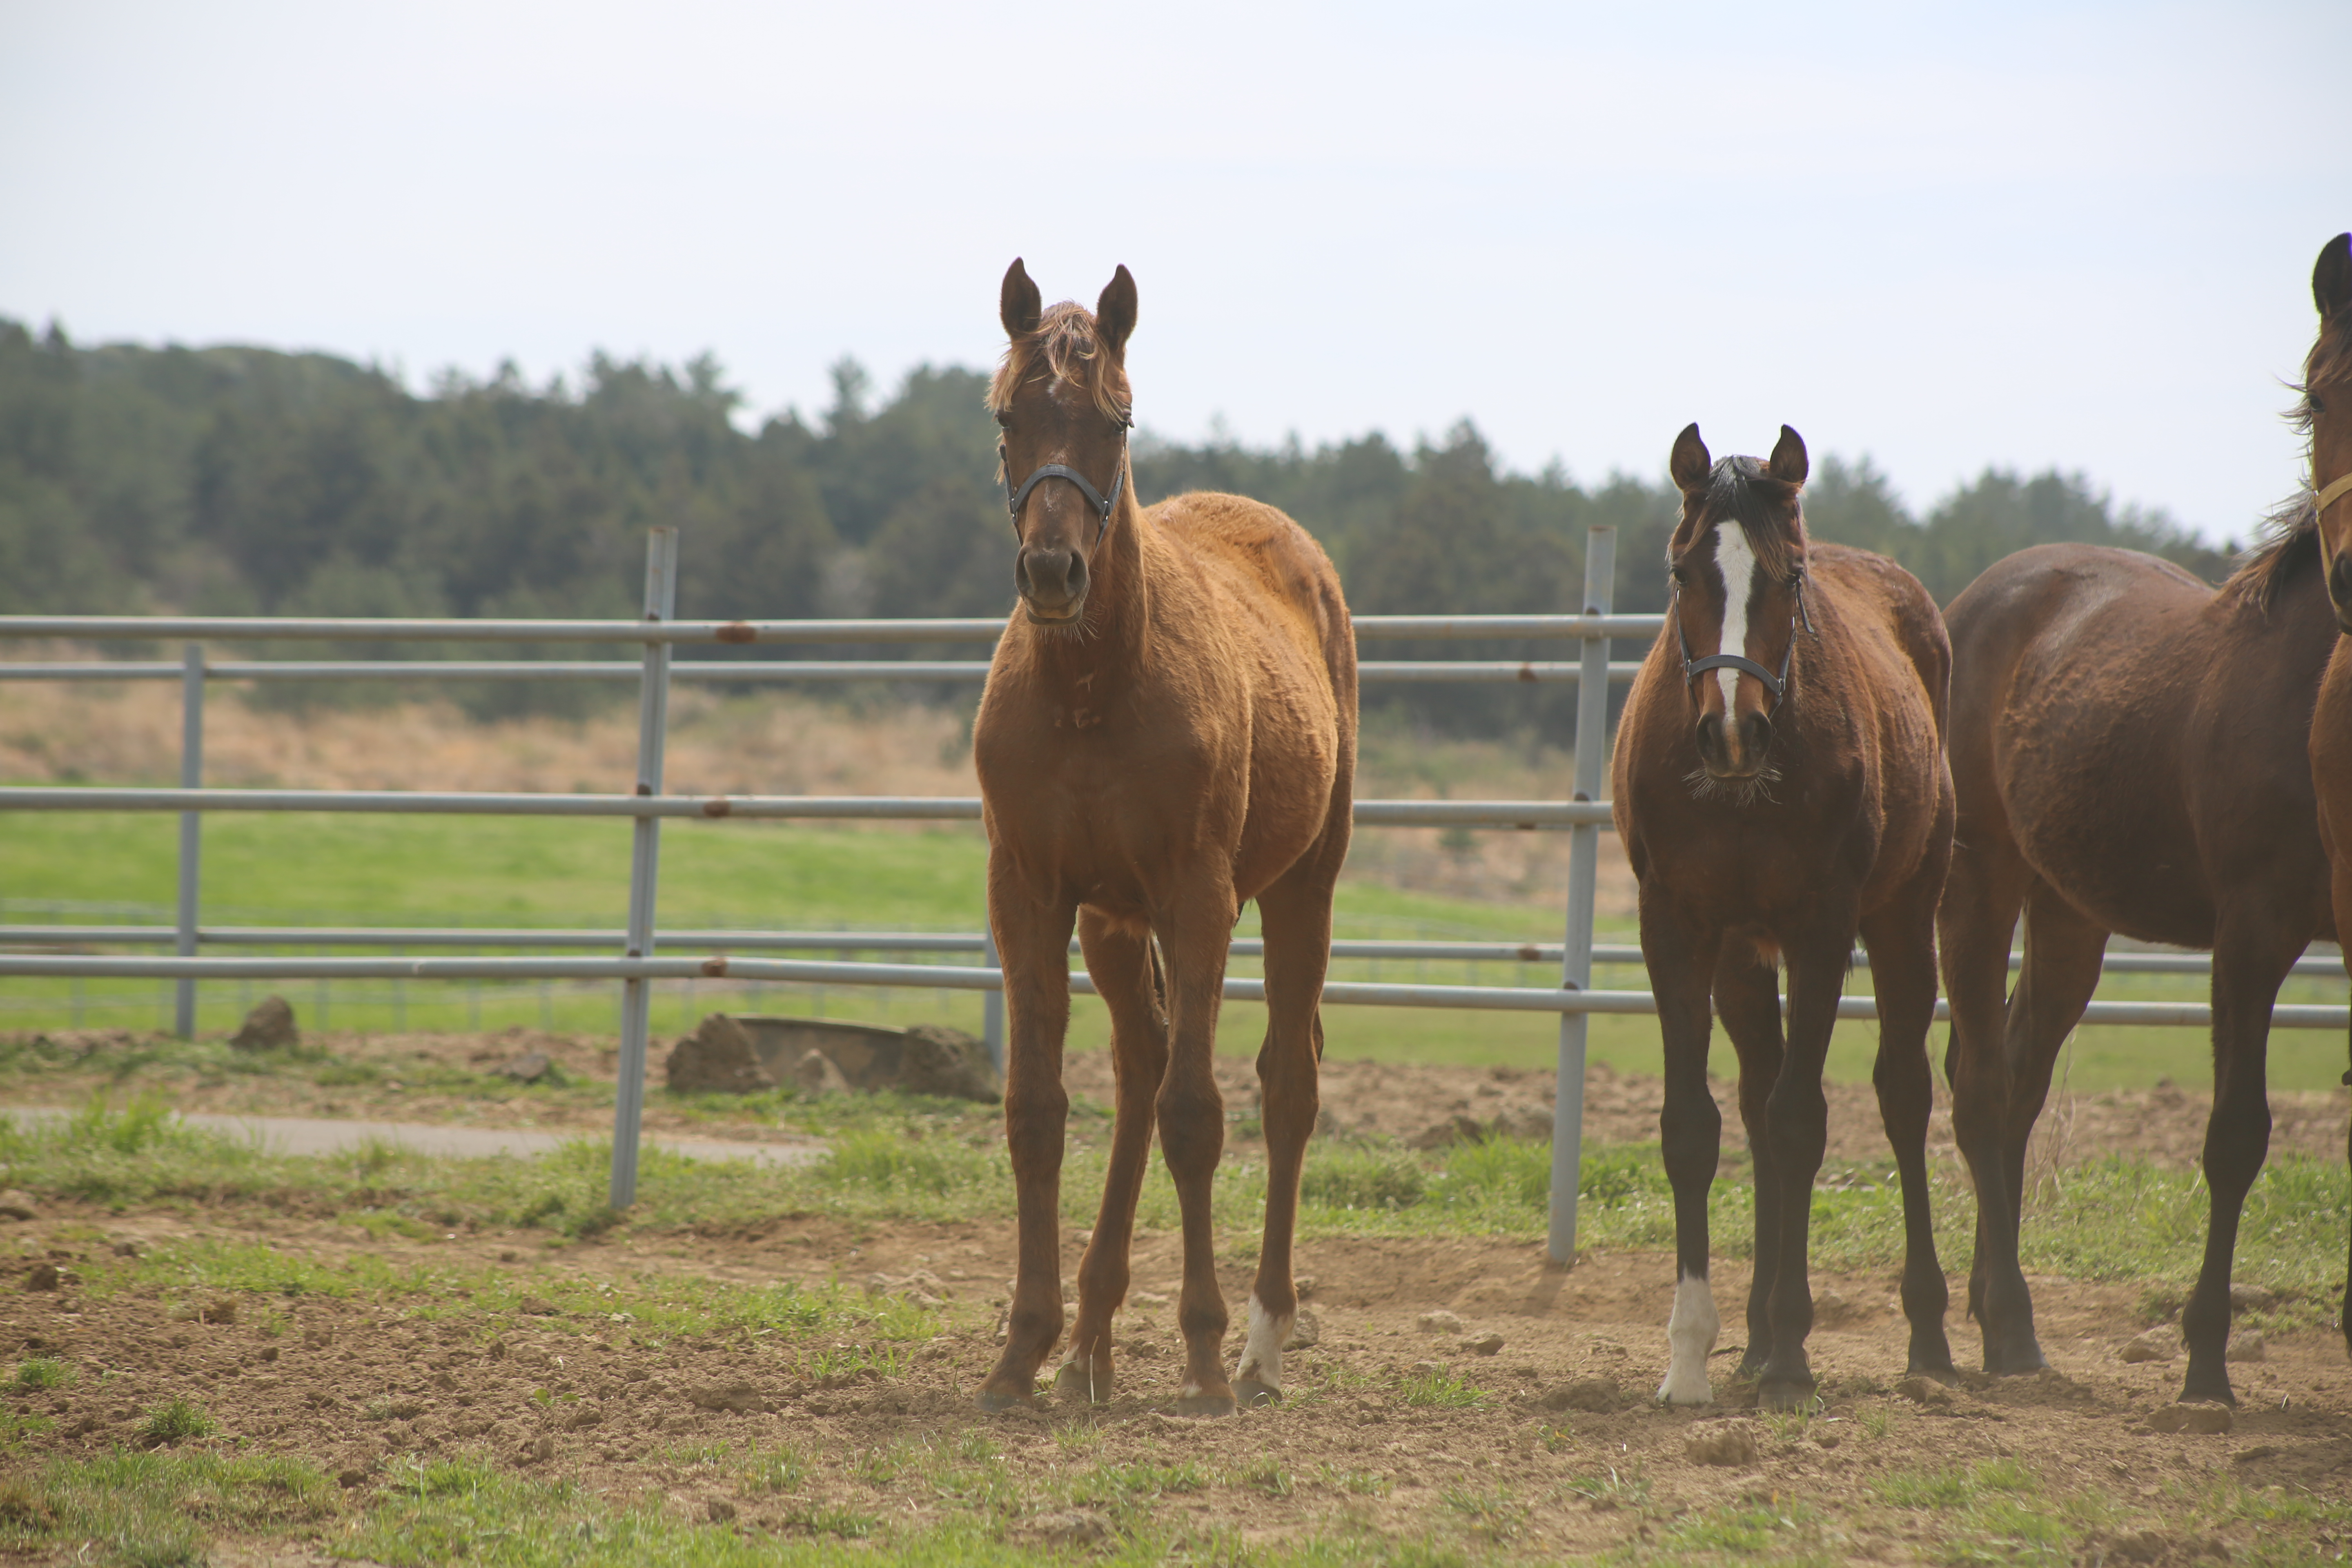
<box><xmin>1673</xmin><ymin>580</ymin><xmax>1812</xmax><ymax>710</ymax></box>
<box><xmin>2316</xmin><ymin>469</ymin><xmax>2352</xmax><ymax>520</ymax></box>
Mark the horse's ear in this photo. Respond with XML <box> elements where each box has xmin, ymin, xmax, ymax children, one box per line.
<box><xmin>2315</xmin><ymin>234</ymin><xmax>2352</xmax><ymax>322</ymax></box>
<box><xmin>1669</xmin><ymin>423</ymin><xmax>1711</xmax><ymax>492</ymax></box>
<box><xmin>1096</xmin><ymin>266</ymin><xmax>1138</xmax><ymax>356</ymax></box>
<box><xmin>1001</xmin><ymin>258</ymin><xmax>1042</xmax><ymax>338</ymax></box>
<box><xmin>1768</xmin><ymin>425</ymin><xmax>1809</xmax><ymax>487</ymax></box>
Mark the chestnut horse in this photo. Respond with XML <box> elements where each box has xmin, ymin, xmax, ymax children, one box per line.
<box><xmin>970</xmin><ymin>261</ymin><xmax>1356</xmax><ymax>1415</ymax></box>
<box><xmin>2297</xmin><ymin>232</ymin><xmax>2352</xmax><ymax>1361</ymax></box>
<box><xmin>1940</xmin><ymin>234</ymin><xmax>2348</xmax><ymax>1403</ymax></box>
<box><xmin>1614</xmin><ymin>424</ymin><xmax>1956</xmax><ymax>1410</ymax></box>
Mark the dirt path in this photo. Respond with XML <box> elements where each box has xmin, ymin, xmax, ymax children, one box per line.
<box><xmin>0</xmin><ymin>1105</ymin><xmax>820</xmax><ymax>1165</ymax></box>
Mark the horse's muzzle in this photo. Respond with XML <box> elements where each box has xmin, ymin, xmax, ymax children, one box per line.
<box><xmin>1016</xmin><ymin>545</ymin><xmax>1088</xmax><ymax>625</ymax></box>
<box><xmin>1695</xmin><ymin>711</ymin><xmax>1775</xmax><ymax>780</ymax></box>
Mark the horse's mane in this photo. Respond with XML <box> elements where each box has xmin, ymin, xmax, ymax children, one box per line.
<box><xmin>2216</xmin><ymin>492</ymin><xmax>2321</xmax><ymax>613</ymax></box>
<box><xmin>1681</xmin><ymin>456</ymin><xmax>1804</xmax><ymax>581</ymax></box>
<box><xmin>986</xmin><ymin>301</ymin><xmax>1130</xmax><ymax>423</ymax></box>
<box><xmin>2218</xmin><ymin>313</ymin><xmax>2346</xmax><ymax>612</ymax></box>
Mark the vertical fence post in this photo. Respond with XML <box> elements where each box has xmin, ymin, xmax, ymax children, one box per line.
<box><xmin>982</xmin><ymin>924</ymin><xmax>1005</xmax><ymax>1074</ymax></box>
<box><xmin>1548</xmin><ymin>526</ymin><xmax>1615</xmax><ymax>1265</ymax></box>
<box><xmin>610</xmin><ymin>527</ymin><xmax>678</xmax><ymax>1210</ymax></box>
<box><xmin>174</xmin><ymin>644</ymin><xmax>205</xmax><ymax>1039</ymax></box>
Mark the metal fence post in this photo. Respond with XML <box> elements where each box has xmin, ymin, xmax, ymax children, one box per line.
<box><xmin>610</xmin><ymin>528</ymin><xmax>678</xmax><ymax>1209</ymax></box>
<box><xmin>1548</xmin><ymin>526</ymin><xmax>1615</xmax><ymax>1265</ymax></box>
<box><xmin>174</xmin><ymin>644</ymin><xmax>205</xmax><ymax>1038</ymax></box>
<box><xmin>981</xmin><ymin>923</ymin><xmax>1004</xmax><ymax>1073</ymax></box>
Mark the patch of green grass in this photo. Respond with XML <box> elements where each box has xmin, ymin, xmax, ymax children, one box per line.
<box><xmin>1439</xmin><ymin>1483</ymin><xmax>1526</xmax><ymax>1543</ymax></box>
<box><xmin>1657</xmin><ymin>1497</ymin><xmax>1834</xmax><ymax>1562</ymax></box>
<box><xmin>9</xmin><ymin>1356</ymin><xmax>71</xmax><ymax>1392</ymax></box>
<box><xmin>136</xmin><ymin>1398</ymin><xmax>217</xmax><ymax>1444</ymax></box>
<box><xmin>0</xmin><ymin>1449</ymin><xmax>337</xmax><ymax>1566</ymax></box>
<box><xmin>1397</xmin><ymin>1368</ymin><xmax>1488</xmax><ymax>1409</ymax></box>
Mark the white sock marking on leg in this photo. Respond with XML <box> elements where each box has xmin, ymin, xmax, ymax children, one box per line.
<box><xmin>1237</xmin><ymin>1292</ymin><xmax>1290</xmax><ymax>1392</ymax></box>
<box><xmin>1658</xmin><ymin>1273</ymin><xmax>1720</xmax><ymax>1405</ymax></box>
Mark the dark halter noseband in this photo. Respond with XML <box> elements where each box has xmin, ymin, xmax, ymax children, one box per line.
<box><xmin>1001</xmin><ymin>422</ymin><xmax>1131</xmax><ymax>544</ymax></box>
<box><xmin>1673</xmin><ymin>575</ymin><xmax>1813</xmax><ymax>712</ymax></box>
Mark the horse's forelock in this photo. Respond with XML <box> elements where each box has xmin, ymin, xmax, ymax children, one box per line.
<box><xmin>986</xmin><ymin>302</ymin><xmax>1131</xmax><ymax>423</ymax></box>
<box><xmin>1673</xmin><ymin>458</ymin><xmax>1802</xmax><ymax>582</ymax></box>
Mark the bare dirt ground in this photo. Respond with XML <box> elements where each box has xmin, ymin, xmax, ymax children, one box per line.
<box><xmin>5</xmin><ymin>1203</ymin><xmax>2349</xmax><ymax>1564</ymax></box>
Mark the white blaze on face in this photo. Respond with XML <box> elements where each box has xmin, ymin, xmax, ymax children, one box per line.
<box><xmin>1657</xmin><ymin>1272</ymin><xmax>1720</xmax><ymax>1405</ymax></box>
<box><xmin>1713</xmin><ymin>524</ymin><xmax>1758</xmax><ymax>716</ymax></box>
<box><xmin>1237</xmin><ymin>1292</ymin><xmax>1290</xmax><ymax>1394</ymax></box>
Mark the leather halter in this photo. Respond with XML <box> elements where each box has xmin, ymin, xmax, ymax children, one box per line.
<box><xmin>1672</xmin><ymin>575</ymin><xmax>1812</xmax><ymax>712</ymax></box>
<box><xmin>2317</xmin><ymin>468</ymin><xmax>2352</xmax><ymax>521</ymax></box>
<box><xmin>1002</xmin><ymin>427</ymin><xmax>1131</xmax><ymax>544</ymax></box>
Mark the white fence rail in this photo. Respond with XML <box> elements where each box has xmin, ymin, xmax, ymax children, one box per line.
<box><xmin>4</xmin><ymin>526</ymin><xmax>2342</xmax><ymax>1263</ymax></box>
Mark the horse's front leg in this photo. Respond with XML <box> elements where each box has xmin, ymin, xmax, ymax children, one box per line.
<box><xmin>1054</xmin><ymin>908</ymin><xmax>1170</xmax><ymax>1405</ymax></box>
<box><xmin>975</xmin><ymin>873</ymin><xmax>1078</xmax><ymax>1412</ymax></box>
<box><xmin>1156</xmin><ymin>885</ymin><xmax>1240</xmax><ymax>1417</ymax></box>
<box><xmin>1644</xmin><ymin>897</ymin><xmax>1724</xmax><ymax>1406</ymax></box>
<box><xmin>1711</xmin><ymin>938</ymin><xmax>1786</xmax><ymax>1382</ymax></box>
<box><xmin>1756</xmin><ymin>907</ymin><xmax>1856</xmax><ymax>1410</ymax></box>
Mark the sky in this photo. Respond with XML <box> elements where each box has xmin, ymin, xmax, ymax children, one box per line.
<box><xmin>2</xmin><ymin>1</ymin><xmax>2345</xmax><ymax>542</ymax></box>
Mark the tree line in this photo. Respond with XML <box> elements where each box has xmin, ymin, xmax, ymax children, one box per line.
<box><xmin>0</xmin><ymin>317</ymin><xmax>2241</xmax><ymax>732</ymax></box>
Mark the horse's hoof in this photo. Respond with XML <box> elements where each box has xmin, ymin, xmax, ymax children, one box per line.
<box><xmin>1174</xmin><ymin>1388</ymin><xmax>1237</xmax><ymax>1418</ymax></box>
<box><xmin>1052</xmin><ymin>1362</ymin><xmax>1111</xmax><ymax>1405</ymax></box>
<box><xmin>1733</xmin><ymin>1354</ymin><xmax>1770</xmax><ymax>1382</ymax></box>
<box><xmin>1757</xmin><ymin>1377</ymin><xmax>1818</xmax><ymax>1412</ymax></box>
<box><xmin>1980</xmin><ymin>1339</ymin><xmax>2049</xmax><ymax>1378</ymax></box>
<box><xmin>1234</xmin><ymin>1378</ymin><xmax>1282</xmax><ymax>1408</ymax></box>
<box><xmin>2177</xmin><ymin>1370</ymin><xmax>2238</xmax><ymax>1408</ymax></box>
<box><xmin>974</xmin><ymin>1384</ymin><xmax>1038</xmax><ymax>1414</ymax></box>
<box><xmin>1906</xmin><ymin>1359</ymin><xmax>1961</xmax><ymax>1385</ymax></box>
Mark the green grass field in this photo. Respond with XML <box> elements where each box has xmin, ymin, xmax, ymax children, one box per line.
<box><xmin>5</xmin><ymin>811</ymin><xmax>2348</xmax><ymax>1091</ymax></box>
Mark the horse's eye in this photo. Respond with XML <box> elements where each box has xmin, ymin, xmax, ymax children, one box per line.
<box><xmin>1669</xmin><ymin>565</ymin><xmax>1687</xmax><ymax>585</ymax></box>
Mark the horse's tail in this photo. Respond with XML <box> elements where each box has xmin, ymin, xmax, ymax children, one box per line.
<box><xmin>1147</xmin><ymin>933</ymin><xmax>1170</xmax><ymax>1039</ymax></box>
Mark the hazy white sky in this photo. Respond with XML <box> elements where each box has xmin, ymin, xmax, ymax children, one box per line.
<box><xmin>2</xmin><ymin>1</ymin><xmax>2344</xmax><ymax>540</ymax></box>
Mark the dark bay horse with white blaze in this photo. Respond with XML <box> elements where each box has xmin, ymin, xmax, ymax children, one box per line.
<box><xmin>971</xmin><ymin>261</ymin><xmax>1356</xmax><ymax>1415</ymax></box>
<box><xmin>2294</xmin><ymin>231</ymin><xmax>2352</xmax><ymax>1360</ymax></box>
<box><xmin>1614</xmin><ymin>424</ymin><xmax>1956</xmax><ymax>1410</ymax></box>
<box><xmin>1940</xmin><ymin>233</ymin><xmax>2348</xmax><ymax>1403</ymax></box>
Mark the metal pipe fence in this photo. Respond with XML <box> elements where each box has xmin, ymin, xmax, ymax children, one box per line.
<box><xmin>4</xmin><ymin>527</ymin><xmax>2342</xmax><ymax>1255</ymax></box>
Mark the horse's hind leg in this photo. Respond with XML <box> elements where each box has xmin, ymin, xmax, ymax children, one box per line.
<box><xmin>2178</xmin><ymin>903</ymin><xmax>2301</xmax><ymax>1405</ymax></box>
<box><xmin>1235</xmin><ymin>829</ymin><xmax>1345</xmax><ymax>1408</ymax></box>
<box><xmin>1711</xmin><ymin>939</ymin><xmax>1784</xmax><ymax>1381</ymax></box>
<box><xmin>1938</xmin><ymin>821</ymin><xmax>2034</xmax><ymax>1372</ymax></box>
<box><xmin>1053</xmin><ymin>909</ymin><xmax>1171</xmax><ymax>1405</ymax></box>
<box><xmin>1859</xmin><ymin>881</ymin><xmax>1956</xmax><ymax>1381</ymax></box>
<box><xmin>1978</xmin><ymin>881</ymin><xmax>2107</xmax><ymax>1375</ymax></box>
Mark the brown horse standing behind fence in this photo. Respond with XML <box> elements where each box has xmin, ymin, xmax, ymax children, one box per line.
<box><xmin>1614</xmin><ymin>424</ymin><xmax>1956</xmax><ymax>1410</ymax></box>
<box><xmin>2297</xmin><ymin>232</ymin><xmax>2352</xmax><ymax>1362</ymax></box>
<box><xmin>1940</xmin><ymin>234</ymin><xmax>2348</xmax><ymax>1404</ymax></box>
<box><xmin>970</xmin><ymin>261</ymin><xmax>1356</xmax><ymax>1416</ymax></box>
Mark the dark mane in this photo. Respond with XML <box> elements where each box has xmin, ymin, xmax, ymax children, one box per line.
<box><xmin>2215</xmin><ymin>492</ymin><xmax>2321</xmax><ymax>613</ymax></box>
<box><xmin>1676</xmin><ymin>455</ymin><xmax>1804</xmax><ymax>579</ymax></box>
